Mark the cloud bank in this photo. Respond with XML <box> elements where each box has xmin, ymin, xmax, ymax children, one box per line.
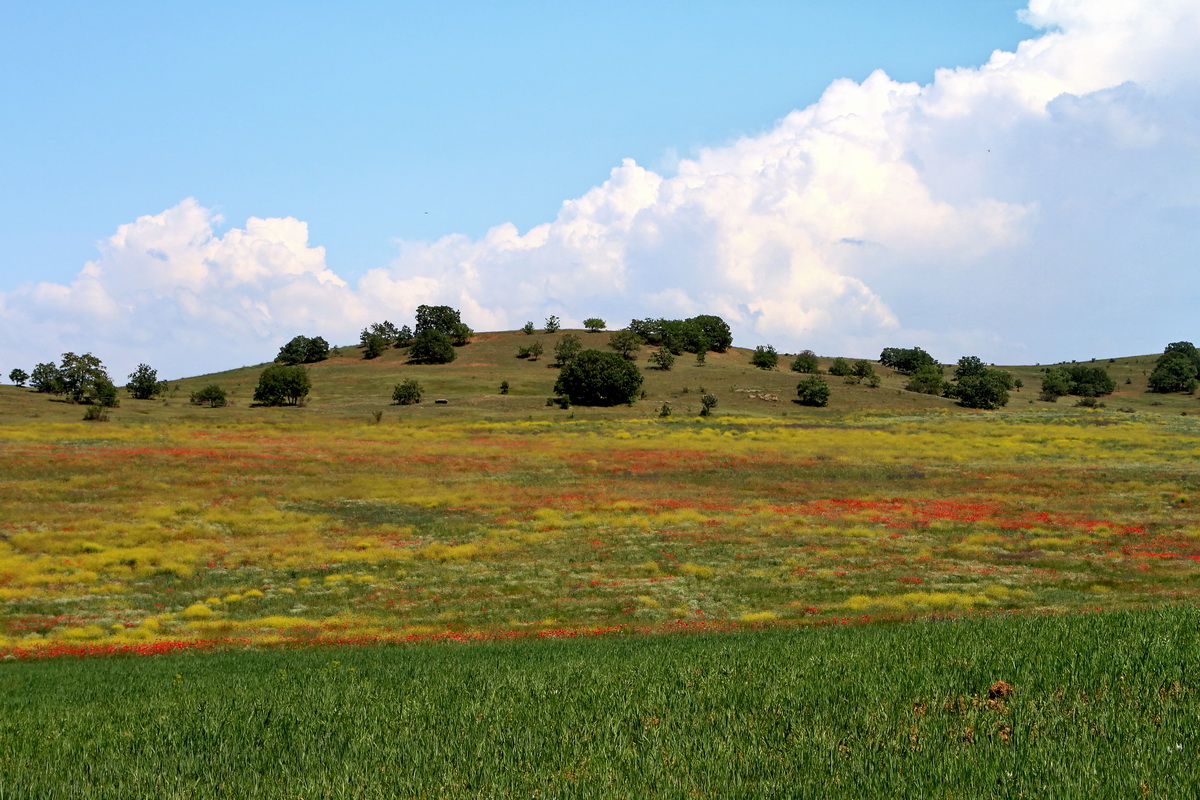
<box><xmin>4</xmin><ymin>0</ymin><xmax>1198</xmax><ymax>379</ymax></box>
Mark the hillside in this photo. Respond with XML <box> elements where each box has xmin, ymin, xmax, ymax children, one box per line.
<box><xmin>1</xmin><ymin>329</ymin><xmax>1192</xmax><ymax>423</ymax></box>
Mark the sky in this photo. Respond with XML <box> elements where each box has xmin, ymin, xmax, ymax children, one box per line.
<box><xmin>2</xmin><ymin>0</ymin><xmax>1198</xmax><ymax>381</ymax></box>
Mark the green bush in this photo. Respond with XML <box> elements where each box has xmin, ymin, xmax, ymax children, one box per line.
<box><xmin>253</xmin><ymin>365</ymin><xmax>311</xmax><ymax>406</ymax></box>
<box><xmin>649</xmin><ymin>348</ymin><xmax>675</xmax><ymax>371</ymax></box>
<box><xmin>554</xmin><ymin>350</ymin><xmax>643</xmax><ymax>406</ymax></box>
<box><xmin>750</xmin><ymin>345</ymin><xmax>778</xmax><ymax>370</ymax></box>
<box><xmin>190</xmin><ymin>385</ymin><xmax>227</xmax><ymax>408</ymax></box>
<box><xmin>796</xmin><ymin>376</ymin><xmax>830</xmax><ymax>406</ymax></box>
<box><xmin>126</xmin><ymin>363</ymin><xmax>165</xmax><ymax>400</ymax></box>
<box><xmin>409</xmin><ymin>331</ymin><xmax>456</xmax><ymax>364</ymax></box>
<box><xmin>790</xmin><ymin>351</ymin><xmax>819</xmax><ymax>373</ymax></box>
<box><xmin>905</xmin><ymin>365</ymin><xmax>945</xmax><ymax>395</ymax></box>
<box><xmin>392</xmin><ymin>379</ymin><xmax>423</xmax><ymax>405</ymax></box>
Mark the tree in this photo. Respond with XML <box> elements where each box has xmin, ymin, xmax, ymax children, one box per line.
<box><xmin>450</xmin><ymin>322</ymin><xmax>474</xmax><ymax>347</ymax></box>
<box><xmin>827</xmin><ymin>357</ymin><xmax>852</xmax><ymax>377</ymax></box>
<box><xmin>415</xmin><ymin>306</ymin><xmax>463</xmax><ymax>337</ymax></box>
<box><xmin>58</xmin><ymin>352</ymin><xmax>110</xmax><ymax>404</ymax></box>
<box><xmin>522</xmin><ymin>321</ymin><xmax>536</xmax><ymax>335</ymax></box>
<box><xmin>392</xmin><ymin>378</ymin><xmax>423</xmax><ymax>405</ymax></box>
<box><xmin>905</xmin><ymin>364</ymin><xmax>945</xmax><ymax>395</ymax></box>
<box><xmin>880</xmin><ymin>346</ymin><xmax>938</xmax><ymax>375</ymax></box>
<box><xmin>8</xmin><ymin>368</ymin><xmax>28</xmax><ymax>387</ymax></box>
<box><xmin>554</xmin><ymin>333</ymin><xmax>583</xmax><ymax>366</ymax></box>
<box><xmin>253</xmin><ymin>364</ymin><xmax>311</xmax><ymax>406</ymax></box>
<box><xmin>362</xmin><ymin>321</ymin><xmax>401</xmax><ymax>347</ymax></box>
<box><xmin>699</xmin><ymin>393</ymin><xmax>718</xmax><ymax>416</ymax></box>
<box><xmin>947</xmin><ymin>368</ymin><xmax>1014</xmax><ymax>410</ymax></box>
<box><xmin>1039</xmin><ymin>367</ymin><xmax>1072</xmax><ymax>401</ymax></box>
<box><xmin>126</xmin><ymin>363</ymin><xmax>165</xmax><ymax>400</ymax></box>
<box><xmin>796</xmin><ymin>376</ymin><xmax>830</xmax><ymax>406</ymax></box>
<box><xmin>190</xmin><ymin>384</ymin><xmax>227</xmax><ymax>407</ymax></box>
<box><xmin>93</xmin><ymin>375</ymin><xmax>119</xmax><ymax>408</ymax></box>
<box><xmin>30</xmin><ymin>363</ymin><xmax>63</xmax><ymax>394</ymax></box>
<box><xmin>688</xmin><ymin>315</ymin><xmax>733</xmax><ymax>352</ymax></box>
<box><xmin>649</xmin><ymin>348</ymin><xmax>675</xmax><ymax>371</ymax></box>
<box><xmin>583</xmin><ymin>317</ymin><xmax>607</xmax><ymax>332</ymax></box>
<box><xmin>517</xmin><ymin>340</ymin><xmax>544</xmax><ymax>361</ymax></box>
<box><xmin>852</xmin><ymin>360</ymin><xmax>876</xmax><ymax>380</ymax></box>
<box><xmin>954</xmin><ymin>356</ymin><xmax>987</xmax><ymax>381</ymax></box>
<box><xmin>750</xmin><ymin>345</ymin><xmax>778</xmax><ymax>370</ymax></box>
<box><xmin>544</xmin><ymin>315</ymin><xmax>561</xmax><ymax>334</ymax></box>
<box><xmin>362</xmin><ymin>334</ymin><xmax>388</xmax><ymax>359</ymax></box>
<box><xmin>791</xmin><ymin>351</ymin><xmax>819</xmax><ymax>374</ymax></box>
<box><xmin>608</xmin><ymin>330</ymin><xmax>643</xmax><ymax>360</ymax></box>
<box><xmin>1149</xmin><ymin>342</ymin><xmax>1200</xmax><ymax>393</ymax></box>
<box><xmin>277</xmin><ymin>335</ymin><xmax>329</xmax><ymax>365</ymax></box>
<box><xmin>554</xmin><ymin>350</ymin><xmax>643</xmax><ymax>406</ymax></box>
<box><xmin>409</xmin><ymin>330</ymin><xmax>456</xmax><ymax>364</ymax></box>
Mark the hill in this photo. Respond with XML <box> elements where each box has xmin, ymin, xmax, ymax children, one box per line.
<box><xmin>1</xmin><ymin>329</ymin><xmax>1193</xmax><ymax>423</ymax></box>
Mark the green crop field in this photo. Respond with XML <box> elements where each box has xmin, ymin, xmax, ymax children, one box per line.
<box><xmin>3</xmin><ymin>330</ymin><xmax>1199</xmax><ymax>796</ymax></box>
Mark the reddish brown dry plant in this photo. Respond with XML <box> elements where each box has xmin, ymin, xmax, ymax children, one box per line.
<box><xmin>988</xmin><ymin>680</ymin><xmax>1014</xmax><ymax>700</ymax></box>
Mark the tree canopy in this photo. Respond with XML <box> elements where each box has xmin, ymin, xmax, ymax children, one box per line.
<box><xmin>880</xmin><ymin>347</ymin><xmax>938</xmax><ymax>375</ymax></box>
<box><xmin>253</xmin><ymin>364</ymin><xmax>311</xmax><ymax>406</ymax></box>
<box><xmin>277</xmin><ymin>335</ymin><xmax>330</xmax><ymax>365</ymax></box>
<box><xmin>126</xmin><ymin>363</ymin><xmax>166</xmax><ymax>400</ymax></box>
<box><xmin>553</xmin><ymin>350</ymin><xmax>643</xmax><ymax>406</ymax></box>
<box><xmin>1148</xmin><ymin>342</ymin><xmax>1200</xmax><ymax>394</ymax></box>
<box><xmin>409</xmin><ymin>330</ymin><xmax>456</xmax><ymax>364</ymax></box>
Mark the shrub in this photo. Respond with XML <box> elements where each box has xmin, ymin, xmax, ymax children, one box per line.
<box><xmin>82</xmin><ymin>405</ymin><xmax>109</xmax><ymax>422</ymax></box>
<box><xmin>880</xmin><ymin>346</ymin><xmax>938</xmax><ymax>375</ymax></box>
<box><xmin>522</xmin><ymin>321</ymin><xmax>535</xmax><ymax>335</ymax></box>
<box><xmin>608</xmin><ymin>330</ymin><xmax>643</xmax><ymax>360</ymax></box>
<box><xmin>544</xmin><ymin>315</ymin><xmax>561</xmax><ymax>334</ymax></box>
<box><xmin>750</xmin><ymin>345</ymin><xmax>778</xmax><ymax>370</ymax></box>
<box><xmin>791</xmin><ymin>351</ymin><xmax>819</xmax><ymax>373</ymax></box>
<box><xmin>517</xmin><ymin>340</ymin><xmax>544</xmax><ymax>361</ymax></box>
<box><xmin>649</xmin><ymin>348</ymin><xmax>675</xmax><ymax>371</ymax></box>
<box><xmin>191</xmin><ymin>384</ymin><xmax>227</xmax><ymax>408</ymax></box>
<box><xmin>126</xmin><ymin>363</ymin><xmax>165</xmax><ymax>400</ymax></box>
<box><xmin>796</xmin><ymin>376</ymin><xmax>830</xmax><ymax>406</ymax></box>
<box><xmin>554</xmin><ymin>333</ymin><xmax>583</xmax><ymax>366</ymax></box>
<box><xmin>277</xmin><ymin>335</ymin><xmax>330</xmax><ymax>365</ymax></box>
<box><xmin>499</xmin><ymin>381</ymin><xmax>509</xmax><ymax>395</ymax></box>
<box><xmin>658</xmin><ymin>403</ymin><xmax>672</xmax><ymax>418</ymax></box>
<box><xmin>450</xmin><ymin>323</ymin><xmax>474</xmax><ymax>347</ymax></box>
<box><xmin>852</xmin><ymin>360</ymin><xmax>875</xmax><ymax>380</ymax></box>
<box><xmin>1148</xmin><ymin>343</ymin><xmax>1200</xmax><ymax>393</ymax></box>
<box><xmin>699</xmin><ymin>393</ymin><xmax>718</xmax><ymax>416</ymax></box>
<box><xmin>583</xmin><ymin>317</ymin><xmax>607</xmax><ymax>332</ymax></box>
<box><xmin>828</xmin><ymin>357</ymin><xmax>852</xmax><ymax>377</ymax></box>
<box><xmin>253</xmin><ymin>364</ymin><xmax>311</xmax><ymax>406</ymax></box>
<box><xmin>415</xmin><ymin>306</ymin><xmax>463</xmax><ymax>337</ymax></box>
<box><xmin>392</xmin><ymin>379</ymin><xmax>423</xmax><ymax>405</ymax></box>
<box><xmin>554</xmin><ymin>350</ymin><xmax>643</xmax><ymax>406</ymax></box>
<box><xmin>695</xmin><ymin>350</ymin><xmax>706</xmax><ymax>367</ymax></box>
<box><xmin>906</xmin><ymin>365</ymin><xmax>945</xmax><ymax>395</ymax></box>
<box><xmin>362</xmin><ymin>334</ymin><xmax>388</xmax><ymax>359</ymax></box>
<box><xmin>947</xmin><ymin>367</ymin><xmax>1015</xmax><ymax>410</ymax></box>
<box><xmin>409</xmin><ymin>330</ymin><xmax>456</xmax><ymax>364</ymax></box>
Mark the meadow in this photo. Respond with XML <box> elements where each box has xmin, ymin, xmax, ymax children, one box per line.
<box><xmin>3</xmin><ymin>333</ymin><xmax>1199</xmax><ymax>795</ymax></box>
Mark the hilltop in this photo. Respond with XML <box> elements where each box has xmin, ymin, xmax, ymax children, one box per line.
<box><xmin>1</xmin><ymin>328</ymin><xmax>1192</xmax><ymax>424</ymax></box>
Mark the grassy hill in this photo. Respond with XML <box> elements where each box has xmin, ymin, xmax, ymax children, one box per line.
<box><xmin>1</xmin><ymin>329</ymin><xmax>1192</xmax><ymax>423</ymax></box>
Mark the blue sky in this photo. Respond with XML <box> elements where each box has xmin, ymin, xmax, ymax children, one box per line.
<box><xmin>3</xmin><ymin>1</ymin><xmax>1198</xmax><ymax>379</ymax></box>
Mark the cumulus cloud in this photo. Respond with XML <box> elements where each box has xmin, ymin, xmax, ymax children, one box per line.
<box><xmin>3</xmin><ymin>0</ymin><xmax>1199</xmax><ymax>378</ymax></box>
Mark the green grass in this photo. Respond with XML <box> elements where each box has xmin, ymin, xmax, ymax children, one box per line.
<box><xmin>3</xmin><ymin>605</ymin><xmax>1199</xmax><ymax>798</ymax></box>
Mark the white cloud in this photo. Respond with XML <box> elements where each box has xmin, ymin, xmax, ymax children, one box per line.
<box><xmin>3</xmin><ymin>0</ymin><xmax>1199</xmax><ymax>380</ymax></box>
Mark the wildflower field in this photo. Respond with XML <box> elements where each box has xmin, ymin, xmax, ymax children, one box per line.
<box><xmin>2</xmin><ymin>408</ymin><xmax>1199</xmax><ymax>655</ymax></box>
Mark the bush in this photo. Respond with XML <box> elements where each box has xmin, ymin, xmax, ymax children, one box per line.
<box><xmin>1148</xmin><ymin>343</ymin><xmax>1200</xmax><ymax>393</ymax></box>
<box><xmin>649</xmin><ymin>348</ymin><xmax>675</xmax><ymax>371</ymax></box>
<box><xmin>253</xmin><ymin>364</ymin><xmax>311</xmax><ymax>406</ymax></box>
<box><xmin>608</xmin><ymin>330</ymin><xmax>643</xmax><ymax>360</ymax></box>
<box><xmin>905</xmin><ymin>364</ymin><xmax>945</xmax><ymax>395</ymax></box>
<box><xmin>517</xmin><ymin>340</ymin><xmax>544</xmax><ymax>361</ymax></box>
<box><xmin>450</xmin><ymin>323</ymin><xmax>474</xmax><ymax>347</ymax></box>
<box><xmin>409</xmin><ymin>330</ymin><xmax>456</xmax><ymax>364</ymax></box>
<box><xmin>499</xmin><ymin>381</ymin><xmax>509</xmax><ymax>395</ymax></box>
<box><xmin>790</xmin><ymin>351</ymin><xmax>819</xmax><ymax>373</ymax></box>
<box><xmin>82</xmin><ymin>405</ymin><xmax>110</xmax><ymax>422</ymax></box>
<box><xmin>750</xmin><ymin>345</ymin><xmax>778</xmax><ymax>370</ymax></box>
<box><xmin>8</xmin><ymin>368</ymin><xmax>28</xmax><ymax>387</ymax></box>
<box><xmin>554</xmin><ymin>350</ymin><xmax>643</xmax><ymax>406</ymax></box>
<box><xmin>880</xmin><ymin>346</ymin><xmax>938</xmax><ymax>375</ymax></box>
<box><xmin>828</xmin><ymin>357</ymin><xmax>852</xmax><ymax>377</ymax></box>
<box><xmin>415</xmin><ymin>306</ymin><xmax>464</xmax><ymax>337</ymax></box>
<box><xmin>554</xmin><ymin>334</ymin><xmax>583</xmax><ymax>366</ymax></box>
<box><xmin>796</xmin><ymin>376</ymin><xmax>830</xmax><ymax>406</ymax></box>
<box><xmin>30</xmin><ymin>363</ymin><xmax>63</xmax><ymax>394</ymax></box>
<box><xmin>277</xmin><ymin>335</ymin><xmax>330</xmax><ymax>365</ymax></box>
<box><xmin>544</xmin><ymin>315</ymin><xmax>561</xmax><ymax>334</ymax></box>
<box><xmin>583</xmin><ymin>318</ymin><xmax>607</xmax><ymax>332</ymax></box>
<box><xmin>947</xmin><ymin>368</ymin><xmax>1015</xmax><ymax>410</ymax></box>
<box><xmin>522</xmin><ymin>321</ymin><xmax>535</xmax><ymax>335</ymax></box>
<box><xmin>1041</xmin><ymin>364</ymin><xmax>1116</xmax><ymax>399</ymax></box>
<box><xmin>699</xmin><ymin>393</ymin><xmax>718</xmax><ymax>416</ymax></box>
<box><xmin>392</xmin><ymin>379</ymin><xmax>423</xmax><ymax>405</ymax></box>
<box><xmin>190</xmin><ymin>384</ymin><xmax>227</xmax><ymax>408</ymax></box>
<box><xmin>93</xmin><ymin>376</ymin><xmax>119</xmax><ymax>408</ymax></box>
<box><xmin>362</xmin><ymin>334</ymin><xmax>388</xmax><ymax>359</ymax></box>
<box><xmin>126</xmin><ymin>363</ymin><xmax>165</xmax><ymax>400</ymax></box>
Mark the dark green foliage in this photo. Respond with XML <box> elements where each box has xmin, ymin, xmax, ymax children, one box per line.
<box><xmin>57</xmin><ymin>352</ymin><xmax>110</xmax><ymax>404</ymax></box>
<box><xmin>397</xmin><ymin>325</ymin><xmax>414</xmax><ymax>346</ymax></box>
<box><xmin>905</xmin><ymin>364</ymin><xmax>945</xmax><ymax>395</ymax></box>
<box><xmin>1041</xmin><ymin>364</ymin><xmax>1117</xmax><ymax>399</ymax></box>
<box><xmin>362</xmin><ymin>321</ymin><xmax>401</xmax><ymax>346</ymax></box>
<box><xmin>81</xmin><ymin>404</ymin><xmax>109</xmax><ymax>422</ymax></box>
<box><xmin>583</xmin><ymin>317</ymin><xmax>606</xmax><ymax>332</ymax></box>
<box><xmin>253</xmin><ymin>364</ymin><xmax>311</xmax><ymax>406</ymax></box>
<box><xmin>796</xmin><ymin>375</ymin><xmax>830</xmax><ymax>406</ymax></box>
<box><xmin>409</xmin><ymin>330</ymin><xmax>457</xmax><ymax>364</ymax></box>
<box><xmin>947</xmin><ymin>366</ymin><xmax>1015</xmax><ymax>410</ymax></box>
<box><xmin>450</xmin><ymin>323</ymin><xmax>474</xmax><ymax>347</ymax></box>
<box><xmin>750</xmin><ymin>345</ymin><xmax>778</xmax><ymax>370</ymax></box>
<box><xmin>554</xmin><ymin>349</ymin><xmax>643</xmax><ymax>406</ymax></box>
<box><xmin>627</xmin><ymin>315</ymin><xmax>732</xmax><ymax>354</ymax></box>
<box><xmin>8</xmin><ymin>368</ymin><xmax>28</xmax><ymax>387</ymax></box>
<box><xmin>1149</xmin><ymin>343</ymin><xmax>1200</xmax><ymax>393</ymax></box>
<box><xmin>522</xmin><ymin>321</ymin><xmax>535</xmax><ymax>335</ymax></box>
<box><xmin>392</xmin><ymin>378</ymin><xmax>423</xmax><ymax>405</ymax></box>
<box><xmin>699</xmin><ymin>393</ymin><xmax>718</xmax><ymax>416</ymax></box>
<box><xmin>852</xmin><ymin>360</ymin><xmax>875</xmax><ymax>380</ymax></box>
<box><xmin>190</xmin><ymin>384</ymin><xmax>227</xmax><ymax>408</ymax></box>
<box><xmin>953</xmin><ymin>356</ymin><xmax>987</xmax><ymax>380</ymax></box>
<box><xmin>415</xmin><ymin>306</ymin><xmax>463</xmax><ymax>337</ymax></box>
<box><xmin>688</xmin><ymin>314</ymin><xmax>733</xmax><ymax>352</ymax></box>
<box><xmin>790</xmin><ymin>350</ymin><xmax>819</xmax><ymax>373</ymax></box>
<box><xmin>30</xmin><ymin>362</ymin><xmax>62</xmax><ymax>394</ymax></box>
<box><xmin>648</xmin><ymin>348</ymin><xmax>675</xmax><ymax>371</ymax></box>
<box><xmin>93</xmin><ymin>376</ymin><xmax>119</xmax><ymax>408</ymax></box>
<box><xmin>554</xmin><ymin>333</ymin><xmax>583</xmax><ymax>366</ymax></box>
<box><xmin>880</xmin><ymin>346</ymin><xmax>938</xmax><ymax>375</ymax></box>
<box><xmin>608</xmin><ymin>330</ymin><xmax>643</xmax><ymax>360</ymax></box>
<box><xmin>499</xmin><ymin>381</ymin><xmax>509</xmax><ymax>395</ymax></box>
<box><xmin>658</xmin><ymin>402</ymin><xmax>672</xmax><ymax>418</ymax></box>
<box><xmin>126</xmin><ymin>363</ymin><xmax>164</xmax><ymax>400</ymax></box>
<box><xmin>827</xmin><ymin>357</ymin><xmax>852</xmax><ymax>377</ymax></box>
<box><xmin>517</xmin><ymin>340</ymin><xmax>544</xmax><ymax>361</ymax></box>
<box><xmin>277</xmin><ymin>335</ymin><xmax>330</xmax><ymax>365</ymax></box>
<box><xmin>544</xmin><ymin>315</ymin><xmax>561</xmax><ymax>334</ymax></box>
<box><xmin>362</xmin><ymin>334</ymin><xmax>388</xmax><ymax>359</ymax></box>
